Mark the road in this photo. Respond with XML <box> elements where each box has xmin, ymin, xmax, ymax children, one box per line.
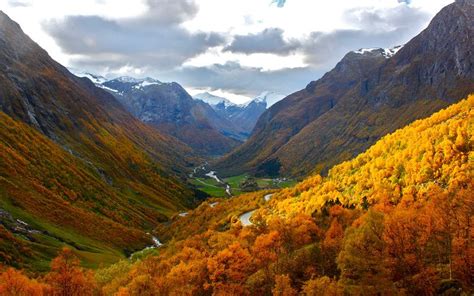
<box><xmin>238</xmin><ymin>193</ymin><xmax>274</xmax><ymax>226</ymax></box>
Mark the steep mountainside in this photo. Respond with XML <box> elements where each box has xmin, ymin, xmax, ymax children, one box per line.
<box><xmin>0</xmin><ymin>11</ymin><xmax>198</xmax><ymax>268</ymax></box>
<box><xmin>194</xmin><ymin>92</ymin><xmax>268</xmax><ymax>136</ymax></box>
<box><xmin>94</xmin><ymin>78</ymin><xmax>243</xmax><ymax>156</ymax></box>
<box><xmin>215</xmin><ymin>0</ymin><xmax>474</xmax><ymax>177</ymax></box>
<box><xmin>67</xmin><ymin>95</ymin><xmax>472</xmax><ymax>295</ymax></box>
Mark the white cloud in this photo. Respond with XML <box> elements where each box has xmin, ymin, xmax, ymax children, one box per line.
<box><xmin>183</xmin><ymin>46</ymin><xmax>307</xmax><ymax>71</ymax></box>
<box><xmin>0</xmin><ymin>0</ymin><xmax>454</xmax><ymax>103</ymax></box>
<box><xmin>186</xmin><ymin>87</ymin><xmax>251</xmax><ymax>104</ymax></box>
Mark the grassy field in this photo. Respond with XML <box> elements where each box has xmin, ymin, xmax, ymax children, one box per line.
<box><xmin>189</xmin><ymin>178</ymin><xmax>228</xmax><ymax>197</ymax></box>
<box><xmin>189</xmin><ymin>174</ymin><xmax>297</xmax><ymax>198</ymax></box>
<box><xmin>0</xmin><ymin>197</ymin><xmax>125</xmax><ymax>271</ymax></box>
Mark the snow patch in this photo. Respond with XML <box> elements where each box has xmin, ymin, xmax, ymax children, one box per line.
<box><xmin>116</xmin><ymin>76</ymin><xmax>142</xmax><ymax>83</ymax></box>
<box><xmin>353</xmin><ymin>47</ymin><xmax>380</xmax><ymax>54</ymax></box>
<box><xmin>353</xmin><ymin>45</ymin><xmax>404</xmax><ymax>59</ymax></box>
<box><xmin>381</xmin><ymin>45</ymin><xmax>404</xmax><ymax>58</ymax></box>
<box><xmin>132</xmin><ymin>78</ymin><xmax>162</xmax><ymax>90</ymax></box>
<box><xmin>98</xmin><ymin>85</ymin><xmax>119</xmax><ymax>93</ymax></box>
<box><xmin>68</xmin><ymin>68</ymin><xmax>108</xmax><ymax>84</ymax></box>
<box><xmin>239</xmin><ymin>91</ymin><xmax>282</xmax><ymax>108</ymax></box>
<box><xmin>193</xmin><ymin>92</ymin><xmax>236</xmax><ymax>107</ymax></box>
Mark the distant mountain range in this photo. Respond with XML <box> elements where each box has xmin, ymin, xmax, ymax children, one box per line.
<box><xmin>214</xmin><ymin>0</ymin><xmax>474</xmax><ymax>177</ymax></box>
<box><xmin>193</xmin><ymin>92</ymin><xmax>268</xmax><ymax>137</ymax></box>
<box><xmin>71</xmin><ymin>73</ymin><xmax>268</xmax><ymax>156</ymax></box>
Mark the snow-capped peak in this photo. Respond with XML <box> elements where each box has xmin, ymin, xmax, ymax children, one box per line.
<box><xmin>240</xmin><ymin>92</ymin><xmax>273</xmax><ymax>107</ymax></box>
<box><xmin>193</xmin><ymin>92</ymin><xmax>235</xmax><ymax>107</ymax></box>
<box><xmin>105</xmin><ymin>76</ymin><xmax>162</xmax><ymax>90</ymax></box>
<box><xmin>253</xmin><ymin>91</ymin><xmax>270</xmax><ymax>103</ymax></box>
<box><xmin>352</xmin><ymin>45</ymin><xmax>404</xmax><ymax>59</ymax></box>
<box><xmin>115</xmin><ymin>76</ymin><xmax>142</xmax><ymax>83</ymax></box>
<box><xmin>353</xmin><ymin>47</ymin><xmax>381</xmax><ymax>55</ymax></box>
<box><xmin>132</xmin><ymin>78</ymin><xmax>162</xmax><ymax>89</ymax></box>
<box><xmin>68</xmin><ymin>68</ymin><xmax>108</xmax><ymax>84</ymax></box>
<box><xmin>381</xmin><ymin>45</ymin><xmax>404</xmax><ymax>58</ymax></box>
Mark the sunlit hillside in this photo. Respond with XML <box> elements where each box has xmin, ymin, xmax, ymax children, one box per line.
<box><xmin>2</xmin><ymin>95</ymin><xmax>471</xmax><ymax>295</ymax></box>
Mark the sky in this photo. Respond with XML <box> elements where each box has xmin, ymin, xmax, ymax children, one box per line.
<box><xmin>0</xmin><ymin>0</ymin><xmax>454</xmax><ymax>104</ymax></box>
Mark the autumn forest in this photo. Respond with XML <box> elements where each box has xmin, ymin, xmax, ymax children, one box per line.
<box><xmin>1</xmin><ymin>0</ymin><xmax>474</xmax><ymax>295</ymax></box>
<box><xmin>1</xmin><ymin>93</ymin><xmax>472</xmax><ymax>294</ymax></box>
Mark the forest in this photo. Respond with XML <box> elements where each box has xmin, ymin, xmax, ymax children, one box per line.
<box><xmin>0</xmin><ymin>95</ymin><xmax>472</xmax><ymax>295</ymax></box>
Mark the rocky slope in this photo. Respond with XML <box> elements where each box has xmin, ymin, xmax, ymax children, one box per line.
<box><xmin>194</xmin><ymin>92</ymin><xmax>268</xmax><ymax>137</ymax></box>
<box><xmin>0</xmin><ymin>11</ymin><xmax>199</xmax><ymax>267</ymax></box>
<box><xmin>93</xmin><ymin>78</ymin><xmax>244</xmax><ymax>156</ymax></box>
<box><xmin>214</xmin><ymin>0</ymin><xmax>474</xmax><ymax>177</ymax></box>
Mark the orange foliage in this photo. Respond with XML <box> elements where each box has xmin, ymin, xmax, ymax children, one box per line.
<box><xmin>272</xmin><ymin>274</ymin><xmax>297</xmax><ymax>296</ymax></box>
<box><xmin>45</xmin><ymin>248</ymin><xmax>97</xmax><ymax>296</ymax></box>
<box><xmin>0</xmin><ymin>268</ymin><xmax>49</xmax><ymax>296</ymax></box>
<box><xmin>1</xmin><ymin>96</ymin><xmax>472</xmax><ymax>295</ymax></box>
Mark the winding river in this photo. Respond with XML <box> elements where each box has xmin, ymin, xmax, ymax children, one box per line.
<box><xmin>135</xmin><ymin>192</ymin><xmax>274</xmax><ymax>258</ymax></box>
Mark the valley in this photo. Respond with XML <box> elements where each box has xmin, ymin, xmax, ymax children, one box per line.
<box><xmin>188</xmin><ymin>164</ymin><xmax>296</xmax><ymax>197</ymax></box>
<box><xmin>0</xmin><ymin>0</ymin><xmax>473</xmax><ymax>295</ymax></box>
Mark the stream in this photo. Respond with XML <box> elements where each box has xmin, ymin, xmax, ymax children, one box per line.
<box><xmin>205</xmin><ymin>170</ymin><xmax>232</xmax><ymax>196</ymax></box>
<box><xmin>134</xmin><ymin>193</ymin><xmax>273</xmax><ymax>257</ymax></box>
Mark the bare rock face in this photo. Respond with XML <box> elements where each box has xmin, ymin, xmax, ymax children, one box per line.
<box><xmin>211</xmin><ymin>99</ymin><xmax>267</xmax><ymax>137</ymax></box>
<box><xmin>101</xmin><ymin>78</ymin><xmax>243</xmax><ymax>156</ymax></box>
<box><xmin>215</xmin><ymin>0</ymin><xmax>474</xmax><ymax>177</ymax></box>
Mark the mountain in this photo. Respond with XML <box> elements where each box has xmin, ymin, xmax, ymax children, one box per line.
<box><xmin>96</xmin><ymin>78</ymin><xmax>243</xmax><ymax>156</ymax></box>
<box><xmin>194</xmin><ymin>92</ymin><xmax>268</xmax><ymax>136</ymax></box>
<box><xmin>68</xmin><ymin>68</ymin><xmax>108</xmax><ymax>84</ymax></box>
<box><xmin>26</xmin><ymin>94</ymin><xmax>470</xmax><ymax>294</ymax></box>
<box><xmin>192</xmin><ymin>92</ymin><xmax>235</xmax><ymax>107</ymax></box>
<box><xmin>214</xmin><ymin>0</ymin><xmax>474</xmax><ymax>177</ymax></box>
<box><xmin>0</xmin><ymin>11</ymin><xmax>199</xmax><ymax>268</ymax></box>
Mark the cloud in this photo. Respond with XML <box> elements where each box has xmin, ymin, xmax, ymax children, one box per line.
<box><xmin>43</xmin><ymin>0</ymin><xmax>225</xmax><ymax>71</ymax></box>
<box><xmin>344</xmin><ymin>4</ymin><xmax>430</xmax><ymax>32</ymax></box>
<box><xmin>140</xmin><ymin>0</ymin><xmax>199</xmax><ymax>25</ymax></box>
<box><xmin>164</xmin><ymin>62</ymin><xmax>320</xmax><ymax>98</ymax></box>
<box><xmin>224</xmin><ymin>28</ymin><xmax>300</xmax><ymax>55</ymax></box>
<box><xmin>223</xmin><ymin>4</ymin><xmax>431</xmax><ymax>68</ymax></box>
<box><xmin>299</xmin><ymin>4</ymin><xmax>432</xmax><ymax>68</ymax></box>
<box><xmin>37</xmin><ymin>0</ymin><xmax>445</xmax><ymax>101</ymax></box>
<box><xmin>7</xmin><ymin>0</ymin><xmax>31</xmax><ymax>7</ymax></box>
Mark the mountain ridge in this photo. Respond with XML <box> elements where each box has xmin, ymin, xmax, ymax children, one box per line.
<box><xmin>194</xmin><ymin>92</ymin><xmax>268</xmax><ymax>137</ymax></box>
<box><xmin>99</xmin><ymin>77</ymin><xmax>244</xmax><ymax>156</ymax></box>
<box><xmin>72</xmin><ymin>72</ymin><xmax>270</xmax><ymax>153</ymax></box>
<box><xmin>214</xmin><ymin>0</ymin><xmax>474</xmax><ymax>177</ymax></box>
<box><xmin>0</xmin><ymin>10</ymin><xmax>200</xmax><ymax>267</ymax></box>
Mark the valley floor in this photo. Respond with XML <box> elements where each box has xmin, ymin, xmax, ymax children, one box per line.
<box><xmin>189</xmin><ymin>164</ymin><xmax>296</xmax><ymax>197</ymax></box>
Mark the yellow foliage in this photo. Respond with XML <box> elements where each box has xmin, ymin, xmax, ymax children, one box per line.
<box><xmin>271</xmin><ymin>95</ymin><xmax>473</xmax><ymax>217</ymax></box>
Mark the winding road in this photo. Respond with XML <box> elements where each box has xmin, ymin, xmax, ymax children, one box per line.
<box><xmin>239</xmin><ymin>210</ymin><xmax>256</xmax><ymax>226</ymax></box>
<box><xmin>135</xmin><ymin>193</ymin><xmax>274</xmax><ymax>259</ymax></box>
<box><xmin>238</xmin><ymin>194</ymin><xmax>274</xmax><ymax>226</ymax></box>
